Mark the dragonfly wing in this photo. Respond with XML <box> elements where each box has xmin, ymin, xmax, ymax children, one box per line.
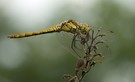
<box><xmin>56</xmin><ymin>32</ymin><xmax>85</xmax><ymax>58</ymax></box>
<box><xmin>89</xmin><ymin>27</ymin><xmax>113</xmax><ymax>58</ymax></box>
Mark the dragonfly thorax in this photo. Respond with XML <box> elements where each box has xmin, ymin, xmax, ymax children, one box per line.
<box><xmin>60</xmin><ymin>20</ymin><xmax>78</xmax><ymax>33</ymax></box>
<box><xmin>60</xmin><ymin>20</ymin><xmax>91</xmax><ymax>35</ymax></box>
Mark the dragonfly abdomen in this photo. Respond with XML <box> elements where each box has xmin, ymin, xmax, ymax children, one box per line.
<box><xmin>8</xmin><ymin>26</ymin><xmax>61</xmax><ymax>38</ymax></box>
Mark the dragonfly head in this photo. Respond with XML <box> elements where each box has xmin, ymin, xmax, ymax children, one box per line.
<box><xmin>80</xmin><ymin>24</ymin><xmax>91</xmax><ymax>35</ymax></box>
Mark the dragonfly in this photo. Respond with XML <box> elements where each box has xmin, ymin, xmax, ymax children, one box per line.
<box><xmin>8</xmin><ymin>20</ymin><xmax>91</xmax><ymax>58</ymax></box>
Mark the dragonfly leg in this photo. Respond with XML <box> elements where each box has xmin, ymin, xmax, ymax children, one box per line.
<box><xmin>85</xmin><ymin>32</ymin><xmax>90</xmax><ymax>48</ymax></box>
<box><xmin>71</xmin><ymin>34</ymin><xmax>81</xmax><ymax>58</ymax></box>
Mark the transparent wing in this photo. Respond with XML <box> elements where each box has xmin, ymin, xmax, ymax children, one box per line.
<box><xmin>56</xmin><ymin>27</ymin><xmax>113</xmax><ymax>59</ymax></box>
<box><xmin>56</xmin><ymin>32</ymin><xmax>85</xmax><ymax>59</ymax></box>
<box><xmin>89</xmin><ymin>27</ymin><xmax>113</xmax><ymax>58</ymax></box>
<box><xmin>0</xmin><ymin>33</ymin><xmax>8</xmax><ymax>40</ymax></box>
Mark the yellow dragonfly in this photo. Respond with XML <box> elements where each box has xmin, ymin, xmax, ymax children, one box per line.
<box><xmin>8</xmin><ymin>19</ymin><xmax>111</xmax><ymax>62</ymax></box>
<box><xmin>8</xmin><ymin>20</ymin><xmax>91</xmax><ymax>58</ymax></box>
<box><xmin>8</xmin><ymin>20</ymin><xmax>90</xmax><ymax>38</ymax></box>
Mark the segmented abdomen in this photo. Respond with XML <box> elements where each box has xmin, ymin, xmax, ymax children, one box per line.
<box><xmin>8</xmin><ymin>26</ymin><xmax>60</xmax><ymax>38</ymax></box>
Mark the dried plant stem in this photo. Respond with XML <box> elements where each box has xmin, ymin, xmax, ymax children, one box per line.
<box><xmin>64</xmin><ymin>28</ymin><xmax>108</xmax><ymax>82</ymax></box>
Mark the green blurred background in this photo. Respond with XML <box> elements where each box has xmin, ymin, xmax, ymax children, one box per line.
<box><xmin>0</xmin><ymin>0</ymin><xmax>135</xmax><ymax>82</ymax></box>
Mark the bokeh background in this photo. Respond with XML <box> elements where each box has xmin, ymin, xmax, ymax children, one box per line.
<box><xmin>0</xmin><ymin>0</ymin><xmax>135</xmax><ymax>82</ymax></box>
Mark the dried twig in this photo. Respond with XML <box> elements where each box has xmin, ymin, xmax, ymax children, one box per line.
<box><xmin>64</xmin><ymin>28</ymin><xmax>108</xmax><ymax>82</ymax></box>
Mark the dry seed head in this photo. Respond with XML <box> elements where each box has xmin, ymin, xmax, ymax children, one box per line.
<box><xmin>76</xmin><ymin>58</ymin><xmax>84</xmax><ymax>68</ymax></box>
<box><xmin>98</xmin><ymin>53</ymin><xmax>102</xmax><ymax>57</ymax></box>
<box><xmin>99</xmin><ymin>34</ymin><xmax>106</xmax><ymax>37</ymax></box>
<box><xmin>63</xmin><ymin>74</ymin><xmax>72</xmax><ymax>79</ymax></box>
<box><xmin>93</xmin><ymin>45</ymin><xmax>98</xmax><ymax>50</ymax></box>
<box><xmin>75</xmin><ymin>58</ymin><xmax>85</xmax><ymax>74</ymax></box>
<box><xmin>97</xmin><ymin>53</ymin><xmax>105</xmax><ymax>59</ymax></box>
<box><xmin>69</xmin><ymin>76</ymin><xmax>79</xmax><ymax>82</ymax></box>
